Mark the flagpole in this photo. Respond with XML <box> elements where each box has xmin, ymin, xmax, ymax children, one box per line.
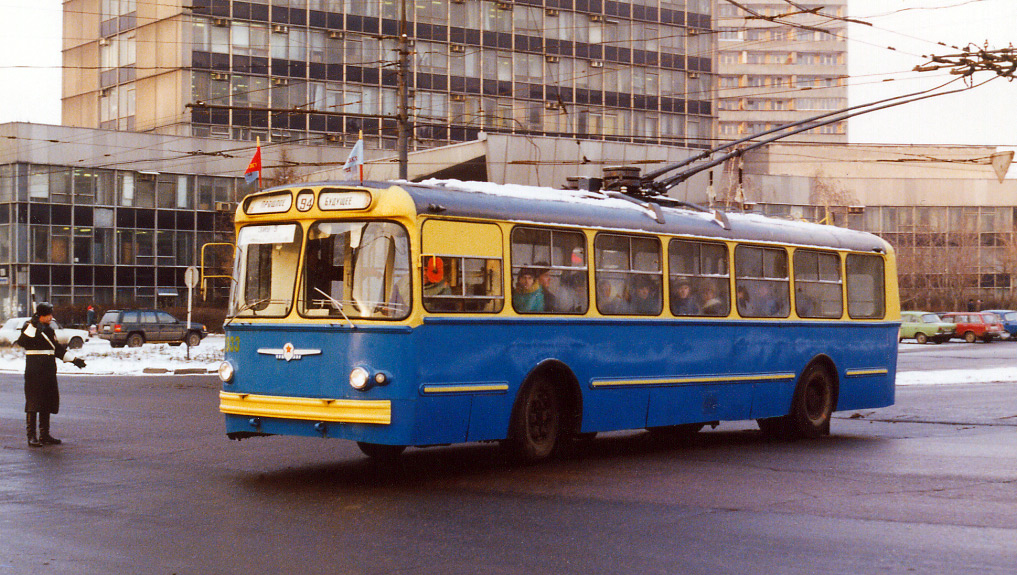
<box><xmin>358</xmin><ymin>130</ymin><xmax>364</xmax><ymax>184</ymax></box>
<box><xmin>256</xmin><ymin>136</ymin><xmax>263</xmax><ymax>190</ymax></box>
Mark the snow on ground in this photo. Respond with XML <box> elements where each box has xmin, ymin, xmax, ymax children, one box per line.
<box><xmin>895</xmin><ymin>367</ymin><xmax>1017</xmax><ymax>386</ymax></box>
<box><xmin>0</xmin><ymin>334</ymin><xmax>225</xmax><ymax>376</ymax></box>
<box><xmin>0</xmin><ymin>335</ymin><xmax>1014</xmax><ymax>385</ymax></box>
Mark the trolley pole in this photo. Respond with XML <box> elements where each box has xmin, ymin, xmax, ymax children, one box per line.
<box><xmin>396</xmin><ymin>0</ymin><xmax>410</xmax><ymax>180</ymax></box>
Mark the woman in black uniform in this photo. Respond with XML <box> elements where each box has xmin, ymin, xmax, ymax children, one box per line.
<box><xmin>17</xmin><ymin>302</ymin><xmax>86</xmax><ymax>447</ymax></box>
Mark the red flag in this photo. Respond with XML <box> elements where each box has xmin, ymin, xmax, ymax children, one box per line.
<box><xmin>245</xmin><ymin>139</ymin><xmax>262</xmax><ymax>188</ymax></box>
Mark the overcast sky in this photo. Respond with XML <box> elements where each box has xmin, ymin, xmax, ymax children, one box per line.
<box><xmin>0</xmin><ymin>0</ymin><xmax>1015</xmax><ymax>146</ymax></box>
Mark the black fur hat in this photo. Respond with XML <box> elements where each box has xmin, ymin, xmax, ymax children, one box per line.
<box><xmin>35</xmin><ymin>302</ymin><xmax>54</xmax><ymax>316</ymax></box>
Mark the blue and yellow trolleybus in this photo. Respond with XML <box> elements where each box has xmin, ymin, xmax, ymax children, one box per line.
<box><xmin>218</xmin><ymin>180</ymin><xmax>898</xmax><ymax>461</ymax></box>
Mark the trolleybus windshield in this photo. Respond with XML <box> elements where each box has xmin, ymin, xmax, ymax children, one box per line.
<box><xmin>231</xmin><ymin>223</ymin><xmax>302</xmax><ymax>317</ymax></box>
<box><xmin>300</xmin><ymin>221</ymin><xmax>411</xmax><ymax>320</ymax></box>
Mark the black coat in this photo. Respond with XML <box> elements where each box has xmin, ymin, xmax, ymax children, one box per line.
<box><xmin>17</xmin><ymin>318</ymin><xmax>66</xmax><ymax>414</ymax></box>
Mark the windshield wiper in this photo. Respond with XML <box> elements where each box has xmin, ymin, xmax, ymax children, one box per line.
<box><xmin>314</xmin><ymin>287</ymin><xmax>355</xmax><ymax>329</ymax></box>
<box><xmin>225</xmin><ymin>298</ymin><xmax>280</xmax><ymax>326</ymax></box>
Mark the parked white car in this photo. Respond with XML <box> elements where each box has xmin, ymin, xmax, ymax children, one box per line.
<box><xmin>0</xmin><ymin>317</ymin><xmax>89</xmax><ymax>349</ymax></box>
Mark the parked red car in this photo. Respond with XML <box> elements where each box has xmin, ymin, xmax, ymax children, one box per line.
<box><xmin>940</xmin><ymin>312</ymin><xmax>1005</xmax><ymax>343</ymax></box>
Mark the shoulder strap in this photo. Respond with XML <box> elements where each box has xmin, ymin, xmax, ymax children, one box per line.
<box><xmin>39</xmin><ymin>329</ymin><xmax>57</xmax><ymax>350</ymax></box>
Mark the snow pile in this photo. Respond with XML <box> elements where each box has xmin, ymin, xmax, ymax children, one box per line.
<box><xmin>0</xmin><ymin>334</ymin><xmax>225</xmax><ymax>376</ymax></box>
<box><xmin>895</xmin><ymin>366</ymin><xmax>1017</xmax><ymax>386</ymax></box>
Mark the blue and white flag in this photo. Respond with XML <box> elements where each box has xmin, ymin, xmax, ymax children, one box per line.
<box><xmin>343</xmin><ymin>138</ymin><xmax>364</xmax><ymax>182</ymax></box>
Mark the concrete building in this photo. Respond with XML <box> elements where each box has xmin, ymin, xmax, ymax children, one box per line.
<box><xmin>62</xmin><ymin>0</ymin><xmax>718</xmax><ymax>151</ymax></box>
<box><xmin>715</xmin><ymin>1</ymin><xmax>848</xmax><ymax>143</ymax></box>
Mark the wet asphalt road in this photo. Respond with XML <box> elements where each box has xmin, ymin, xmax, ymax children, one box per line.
<box><xmin>0</xmin><ymin>350</ymin><xmax>1015</xmax><ymax>574</ymax></box>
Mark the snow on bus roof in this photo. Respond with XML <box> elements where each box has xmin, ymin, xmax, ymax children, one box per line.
<box><xmin>414</xmin><ymin>178</ymin><xmax>727</xmax><ymax>224</ymax></box>
<box><xmin>414</xmin><ymin>178</ymin><xmax>859</xmax><ymax>235</ymax></box>
<box><xmin>417</xmin><ymin>178</ymin><xmax>661</xmax><ymax>212</ymax></box>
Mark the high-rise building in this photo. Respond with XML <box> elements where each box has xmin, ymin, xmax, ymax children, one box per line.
<box><xmin>714</xmin><ymin>1</ymin><xmax>848</xmax><ymax>143</ymax></box>
<box><xmin>62</xmin><ymin>0</ymin><xmax>718</xmax><ymax>152</ymax></box>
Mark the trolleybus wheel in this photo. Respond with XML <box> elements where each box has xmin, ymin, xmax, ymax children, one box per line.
<box><xmin>788</xmin><ymin>362</ymin><xmax>836</xmax><ymax>439</ymax></box>
<box><xmin>357</xmin><ymin>442</ymin><xmax>406</xmax><ymax>460</ymax></box>
<box><xmin>915</xmin><ymin>332</ymin><xmax>928</xmax><ymax>344</ymax></box>
<box><xmin>505</xmin><ymin>376</ymin><xmax>562</xmax><ymax>463</ymax></box>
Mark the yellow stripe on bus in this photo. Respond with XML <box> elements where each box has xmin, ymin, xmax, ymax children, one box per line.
<box><xmin>421</xmin><ymin>383</ymin><xmax>510</xmax><ymax>394</ymax></box>
<box><xmin>845</xmin><ymin>368</ymin><xmax>889</xmax><ymax>377</ymax></box>
<box><xmin>219</xmin><ymin>391</ymin><xmax>391</xmax><ymax>425</ymax></box>
<box><xmin>590</xmin><ymin>372</ymin><xmax>796</xmax><ymax>388</ymax></box>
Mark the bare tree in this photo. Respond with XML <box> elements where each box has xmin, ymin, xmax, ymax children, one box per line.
<box><xmin>262</xmin><ymin>147</ymin><xmax>303</xmax><ymax>188</ymax></box>
<box><xmin>810</xmin><ymin>171</ymin><xmax>857</xmax><ymax>226</ymax></box>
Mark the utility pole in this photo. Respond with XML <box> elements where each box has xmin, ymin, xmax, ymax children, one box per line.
<box><xmin>396</xmin><ymin>0</ymin><xmax>411</xmax><ymax>180</ymax></box>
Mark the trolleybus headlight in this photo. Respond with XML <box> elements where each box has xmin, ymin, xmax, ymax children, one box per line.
<box><xmin>218</xmin><ymin>360</ymin><xmax>235</xmax><ymax>383</ymax></box>
<box><xmin>350</xmin><ymin>367</ymin><xmax>371</xmax><ymax>390</ymax></box>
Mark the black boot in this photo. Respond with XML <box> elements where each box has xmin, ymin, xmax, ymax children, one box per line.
<box><xmin>39</xmin><ymin>413</ymin><xmax>61</xmax><ymax>446</ymax></box>
<box><xmin>26</xmin><ymin>412</ymin><xmax>41</xmax><ymax>448</ymax></box>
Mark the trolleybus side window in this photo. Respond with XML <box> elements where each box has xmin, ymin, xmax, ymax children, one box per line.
<box><xmin>594</xmin><ymin>233</ymin><xmax>662</xmax><ymax>316</ymax></box>
<box><xmin>793</xmin><ymin>249</ymin><xmax>843</xmax><ymax>319</ymax></box>
<box><xmin>735</xmin><ymin>245</ymin><xmax>790</xmax><ymax>318</ymax></box>
<box><xmin>421</xmin><ymin>220</ymin><xmax>504</xmax><ymax>313</ymax></box>
<box><xmin>510</xmin><ymin>226</ymin><xmax>589</xmax><ymax>314</ymax></box>
<box><xmin>232</xmin><ymin>223</ymin><xmax>302</xmax><ymax>317</ymax></box>
<box><xmin>668</xmin><ymin>239</ymin><xmax>730</xmax><ymax>317</ymax></box>
<box><xmin>846</xmin><ymin>254</ymin><xmax>885</xmax><ymax>319</ymax></box>
<box><xmin>301</xmin><ymin>221</ymin><xmax>411</xmax><ymax>320</ymax></box>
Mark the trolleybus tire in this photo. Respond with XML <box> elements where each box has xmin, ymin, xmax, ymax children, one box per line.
<box><xmin>357</xmin><ymin>442</ymin><xmax>407</xmax><ymax>460</ymax></box>
<box><xmin>788</xmin><ymin>362</ymin><xmax>836</xmax><ymax>439</ymax></box>
<box><xmin>505</xmin><ymin>376</ymin><xmax>562</xmax><ymax>463</ymax></box>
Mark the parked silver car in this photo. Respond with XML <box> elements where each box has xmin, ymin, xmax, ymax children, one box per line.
<box><xmin>0</xmin><ymin>317</ymin><xmax>89</xmax><ymax>348</ymax></box>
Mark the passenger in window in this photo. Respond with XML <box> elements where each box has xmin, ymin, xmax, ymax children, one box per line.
<box><xmin>630</xmin><ymin>276</ymin><xmax>660</xmax><ymax>315</ymax></box>
<box><xmin>671</xmin><ymin>278</ymin><xmax>700</xmax><ymax>315</ymax></box>
<box><xmin>513</xmin><ymin>267</ymin><xmax>545</xmax><ymax>313</ymax></box>
<box><xmin>557</xmin><ymin>270</ymin><xmax>587</xmax><ymax>313</ymax></box>
<box><xmin>597</xmin><ymin>279</ymin><xmax>629</xmax><ymax>314</ymax></box>
<box><xmin>535</xmin><ymin>265</ymin><xmax>560</xmax><ymax>312</ymax></box>
<box><xmin>795</xmin><ymin>286</ymin><xmax>814</xmax><ymax>317</ymax></box>
<box><xmin>736</xmin><ymin>284</ymin><xmax>752</xmax><ymax>316</ymax></box>
<box><xmin>751</xmin><ymin>282</ymin><xmax>786</xmax><ymax>316</ymax></box>
<box><xmin>538</xmin><ymin>265</ymin><xmax>582</xmax><ymax>313</ymax></box>
<box><xmin>700</xmin><ymin>281</ymin><xmax>726</xmax><ymax>316</ymax></box>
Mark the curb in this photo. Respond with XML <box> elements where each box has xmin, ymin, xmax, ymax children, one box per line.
<box><xmin>140</xmin><ymin>367</ymin><xmax>214</xmax><ymax>375</ymax></box>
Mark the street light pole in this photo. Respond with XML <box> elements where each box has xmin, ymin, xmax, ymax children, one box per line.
<box><xmin>397</xmin><ymin>0</ymin><xmax>410</xmax><ymax>180</ymax></box>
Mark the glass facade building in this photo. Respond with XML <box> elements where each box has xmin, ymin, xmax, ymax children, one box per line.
<box><xmin>65</xmin><ymin>1</ymin><xmax>717</xmax><ymax>151</ymax></box>
<box><xmin>0</xmin><ymin>152</ymin><xmax>244</xmax><ymax>317</ymax></box>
